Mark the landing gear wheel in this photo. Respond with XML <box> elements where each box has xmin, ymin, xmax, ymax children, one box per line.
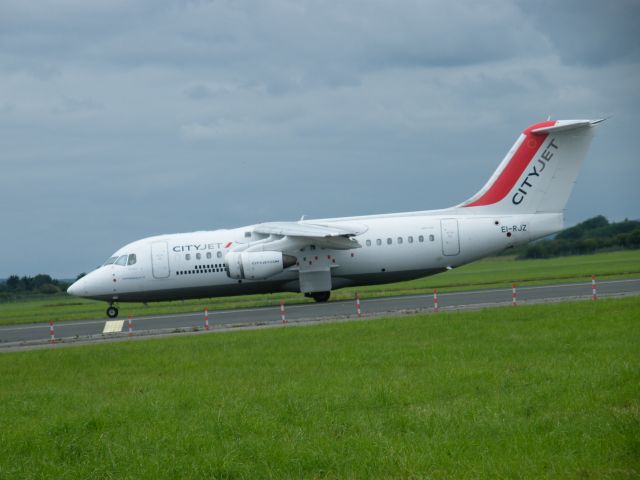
<box><xmin>106</xmin><ymin>306</ymin><xmax>119</xmax><ymax>318</ymax></box>
<box><xmin>310</xmin><ymin>291</ymin><xmax>331</xmax><ymax>303</ymax></box>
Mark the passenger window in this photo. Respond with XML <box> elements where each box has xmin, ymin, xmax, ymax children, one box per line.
<box><xmin>418</xmin><ymin>235</ymin><xmax>424</xmax><ymax>243</ymax></box>
<box><xmin>206</xmin><ymin>252</ymin><xmax>212</xmax><ymax>259</ymax></box>
<box><xmin>186</xmin><ymin>254</ymin><xmax>191</xmax><ymax>260</ymax></box>
<box><xmin>397</xmin><ymin>237</ymin><xmax>403</xmax><ymax>244</ymax></box>
<box><xmin>376</xmin><ymin>239</ymin><xmax>382</xmax><ymax>246</ymax></box>
<box><xmin>429</xmin><ymin>234</ymin><xmax>435</xmax><ymax>241</ymax></box>
<box><xmin>366</xmin><ymin>239</ymin><xmax>371</xmax><ymax>247</ymax></box>
<box><xmin>387</xmin><ymin>238</ymin><xmax>392</xmax><ymax>245</ymax></box>
<box><xmin>115</xmin><ymin>255</ymin><xmax>128</xmax><ymax>266</ymax></box>
<box><xmin>127</xmin><ymin>254</ymin><xmax>137</xmax><ymax>266</ymax></box>
<box><xmin>408</xmin><ymin>236</ymin><xmax>413</xmax><ymax>243</ymax></box>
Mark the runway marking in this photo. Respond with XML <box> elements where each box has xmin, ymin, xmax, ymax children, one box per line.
<box><xmin>103</xmin><ymin>320</ymin><xmax>124</xmax><ymax>333</ymax></box>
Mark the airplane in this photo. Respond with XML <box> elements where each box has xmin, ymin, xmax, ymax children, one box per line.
<box><xmin>67</xmin><ymin>119</ymin><xmax>602</xmax><ymax>318</ymax></box>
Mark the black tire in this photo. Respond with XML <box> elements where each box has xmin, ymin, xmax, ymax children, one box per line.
<box><xmin>311</xmin><ymin>291</ymin><xmax>331</xmax><ymax>303</ymax></box>
<box><xmin>106</xmin><ymin>306</ymin><xmax>119</xmax><ymax>318</ymax></box>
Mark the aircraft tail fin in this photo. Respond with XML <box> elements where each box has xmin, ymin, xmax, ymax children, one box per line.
<box><xmin>458</xmin><ymin>119</ymin><xmax>602</xmax><ymax>214</ymax></box>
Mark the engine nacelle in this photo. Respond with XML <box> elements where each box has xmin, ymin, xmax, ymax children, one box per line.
<box><xmin>226</xmin><ymin>251</ymin><xmax>297</xmax><ymax>280</ymax></box>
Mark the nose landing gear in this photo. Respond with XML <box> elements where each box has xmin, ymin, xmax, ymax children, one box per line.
<box><xmin>106</xmin><ymin>304</ymin><xmax>119</xmax><ymax>318</ymax></box>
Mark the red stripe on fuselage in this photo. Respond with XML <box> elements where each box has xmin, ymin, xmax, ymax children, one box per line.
<box><xmin>464</xmin><ymin>121</ymin><xmax>555</xmax><ymax>207</ymax></box>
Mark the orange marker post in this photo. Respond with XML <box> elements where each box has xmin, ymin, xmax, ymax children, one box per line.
<box><xmin>280</xmin><ymin>300</ymin><xmax>287</xmax><ymax>324</ymax></box>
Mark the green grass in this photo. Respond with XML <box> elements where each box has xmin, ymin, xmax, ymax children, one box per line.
<box><xmin>1</xmin><ymin>297</ymin><xmax>638</xmax><ymax>478</ymax></box>
<box><xmin>1</xmin><ymin>250</ymin><xmax>639</xmax><ymax>326</ymax></box>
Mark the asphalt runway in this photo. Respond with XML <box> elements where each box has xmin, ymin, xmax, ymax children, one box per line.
<box><xmin>1</xmin><ymin>278</ymin><xmax>639</xmax><ymax>348</ymax></box>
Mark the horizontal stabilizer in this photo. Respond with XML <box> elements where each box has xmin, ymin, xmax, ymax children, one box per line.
<box><xmin>532</xmin><ymin>119</ymin><xmax>602</xmax><ymax>135</ymax></box>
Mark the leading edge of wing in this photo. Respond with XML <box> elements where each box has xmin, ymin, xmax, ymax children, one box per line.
<box><xmin>253</xmin><ymin>221</ymin><xmax>367</xmax><ymax>238</ymax></box>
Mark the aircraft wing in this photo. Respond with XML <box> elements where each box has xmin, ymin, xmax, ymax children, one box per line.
<box><xmin>254</xmin><ymin>221</ymin><xmax>365</xmax><ymax>238</ymax></box>
<box><xmin>233</xmin><ymin>221</ymin><xmax>366</xmax><ymax>253</ymax></box>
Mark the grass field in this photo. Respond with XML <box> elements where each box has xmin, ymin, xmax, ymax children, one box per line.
<box><xmin>1</xmin><ymin>297</ymin><xmax>639</xmax><ymax>478</ymax></box>
<box><xmin>1</xmin><ymin>250</ymin><xmax>639</xmax><ymax>326</ymax></box>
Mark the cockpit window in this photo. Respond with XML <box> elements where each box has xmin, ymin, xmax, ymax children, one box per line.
<box><xmin>103</xmin><ymin>256</ymin><xmax>118</xmax><ymax>266</ymax></box>
<box><xmin>115</xmin><ymin>255</ymin><xmax>128</xmax><ymax>266</ymax></box>
<box><xmin>127</xmin><ymin>254</ymin><xmax>137</xmax><ymax>266</ymax></box>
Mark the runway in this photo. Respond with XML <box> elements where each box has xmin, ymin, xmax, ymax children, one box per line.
<box><xmin>1</xmin><ymin>278</ymin><xmax>639</xmax><ymax>349</ymax></box>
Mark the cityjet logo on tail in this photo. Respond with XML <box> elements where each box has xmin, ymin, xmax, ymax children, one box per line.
<box><xmin>512</xmin><ymin>138</ymin><xmax>559</xmax><ymax>205</ymax></box>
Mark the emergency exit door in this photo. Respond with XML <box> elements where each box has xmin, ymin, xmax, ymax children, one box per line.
<box><xmin>151</xmin><ymin>241</ymin><xmax>170</xmax><ymax>278</ymax></box>
<box><xmin>440</xmin><ymin>219</ymin><xmax>460</xmax><ymax>256</ymax></box>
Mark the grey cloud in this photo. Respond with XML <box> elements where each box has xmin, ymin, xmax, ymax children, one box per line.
<box><xmin>518</xmin><ymin>0</ymin><xmax>640</xmax><ymax>66</ymax></box>
<box><xmin>184</xmin><ymin>84</ymin><xmax>215</xmax><ymax>100</ymax></box>
<box><xmin>183</xmin><ymin>82</ymin><xmax>242</xmax><ymax>100</ymax></box>
<box><xmin>179</xmin><ymin>121</ymin><xmax>240</xmax><ymax>141</ymax></box>
<box><xmin>52</xmin><ymin>95</ymin><xmax>103</xmax><ymax>114</ymax></box>
<box><xmin>2</xmin><ymin>0</ymin><xmax>548</xmax><ymax>89</ymax></box>
<box><xmin>0</xmin><ymin>0</ymin><xmax>638</xmax><ymax>277</ymax></box>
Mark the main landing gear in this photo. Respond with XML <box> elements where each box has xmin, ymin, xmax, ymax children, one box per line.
<box><xmin>305</xmin><ymin>291</ymin><xmax>331</xmax><ymax>303</ymax></box>
<box><xmin>106</xmin><ymin>304</ymin><xmax>119</xmax><ymax>318</ymax></box>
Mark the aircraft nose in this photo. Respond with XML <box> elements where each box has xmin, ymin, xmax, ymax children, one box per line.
<box><xmin>67</xmin><ymin>279</ymin><xmax>83</xmax><ymax>296</ymax></box>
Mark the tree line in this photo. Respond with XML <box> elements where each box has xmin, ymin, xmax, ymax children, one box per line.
<box><xmin>519</xmin><ymin>215</ymin><xmax>640</xmax><ymax>259</ymax></box>
<box><xmin>0</xmin><ymin>274</ymin><xmax>72</xmax><ymax>295</ymax></box>
<box><xmin>0</xmin><ymin>273</ymin><xmax>86</xmax><ymax>300</ymax></box>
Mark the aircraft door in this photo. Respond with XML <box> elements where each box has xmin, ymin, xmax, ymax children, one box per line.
<box><xmin>151</xmin><ymin>241</ymin><xmax>170</xmax><ymax>278</ymax></box>
<box><xmin>440</xmin><ymin>219</ymin><xmax>460</xmax><ymax>256</ymax></box>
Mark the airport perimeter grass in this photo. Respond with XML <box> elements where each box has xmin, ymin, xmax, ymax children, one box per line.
<box><xmin>1</xmin><ymin>297</ymin><xmax>639</xmax><ymax>479</ymax></box>
<box><xmin>1</xmin><ymin>250</ymin><xmax>639</xmax><ymax>325</ymax></box>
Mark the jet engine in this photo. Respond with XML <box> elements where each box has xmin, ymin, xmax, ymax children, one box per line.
<box><xmin>226</xmin><ymin>251</ymin><xmax>297</xmax><ymax>280</ymax></box>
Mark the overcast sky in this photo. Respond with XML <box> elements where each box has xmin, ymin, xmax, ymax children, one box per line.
<box><xmin>1</xmin><ymin>0</ymin><xmax>639</xmax><ymax>278</ymax></box>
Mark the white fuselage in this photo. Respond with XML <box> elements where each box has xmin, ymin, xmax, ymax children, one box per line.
<box><xmin>69</xmin><ymin>210</ymin><xmax>562</xmax><ymax>303</ymax></box>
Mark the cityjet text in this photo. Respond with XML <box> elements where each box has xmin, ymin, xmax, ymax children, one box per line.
<box><xmin>512</xmin><ymin>137</ymin><xmax>559</xmax><ymax>205</ymax></box>
<box><xmin>172</xmin><ymin>244</ymin><xmax>221</xmax><ymax>253</ymax></box>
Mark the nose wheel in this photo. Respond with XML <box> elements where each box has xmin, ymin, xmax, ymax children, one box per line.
<box><xmin>106</xmin><ymin>305</ymin><xmax>119</xmax><ymax>318</ymax></box>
